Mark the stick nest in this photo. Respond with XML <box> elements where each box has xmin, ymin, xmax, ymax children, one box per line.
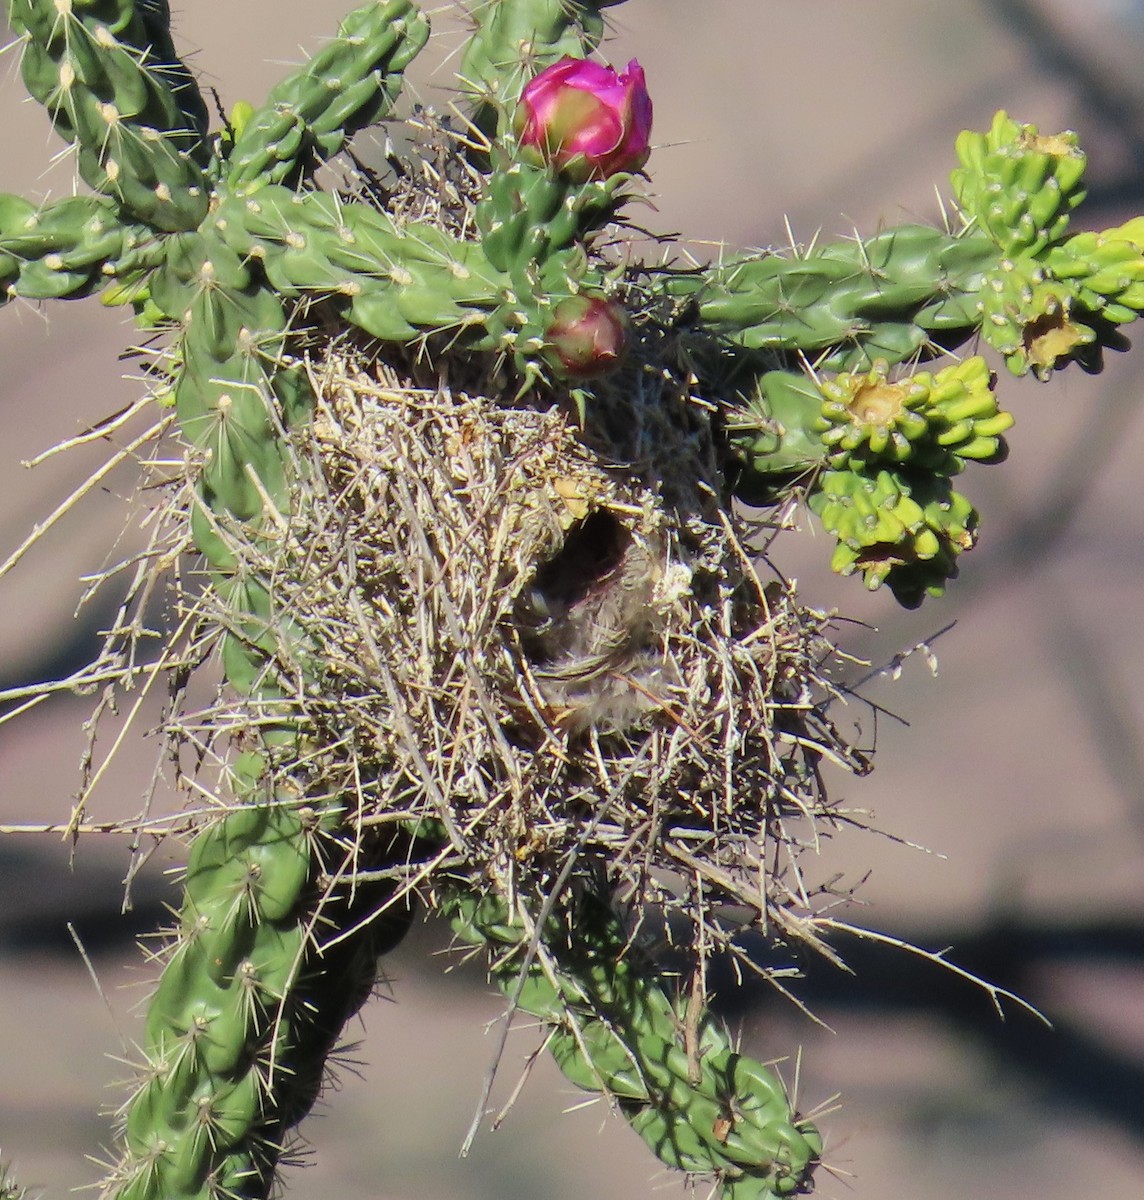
<box><xmin>179</xmin><ymin>309</ymin><xmax>870</xmax><ymax>972</ymax></box>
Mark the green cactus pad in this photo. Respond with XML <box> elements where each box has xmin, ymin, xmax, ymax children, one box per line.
<box><xmin>106</xmin><ymin>803</ymin><xmax>313</xmax><ymax>1200</ymax></box>
<box><xmin>476</xmin><ymin>154</ymin><xmax>627</xmax><ymax>276</ymax></box>
<box><xmin>9</xmin><ymin>0</ymin><xmax>211</xmax><ymax>230</ymax></box>
<box><xmin>721</xmin><ymin>369</ymin><xmax>829</xmax><ymax>500</ymax></box>
<box><xmin>461</xmin><ymin>0</ymin><xmax>618</xmax><ymax>129</ymax></box>
<box><xmin>1</xmin><ymin>191</ymin><xmax>160</xmax><ymax>301</ymax></box>
<box><xmin>211</xmin><ymin>186</ymin><xmax>510</xmax><ymax>345</ymax></box>
<box><xmin>133</xmin><ymin>0</ymin><xmax>211</xmax><ymax>140</ymax></box>
<box><xmin>675</xmin><ymin>223</ymin><xmax>1000</xmax><ymax>371</ymax></box>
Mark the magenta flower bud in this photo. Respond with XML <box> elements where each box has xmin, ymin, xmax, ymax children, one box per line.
<box><xmin>515</xmin><ymin>56</ymin><xmax>653</xmax><ymax>182</ymax></box>
<box><xmin>545</xmin><ymin>295</ymin><xmax>630</xmax><ymax>378</ymax></box>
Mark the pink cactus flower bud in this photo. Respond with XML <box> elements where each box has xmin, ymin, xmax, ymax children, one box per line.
<box><xmin>545</xmin><ymin>295</ymin><xmax>630</xmax><ymax>378</ymax></box>
<box><xmin>515</xmin><ymin>56</ymin><xmax>653</xmax><ymax>182</ymax></box>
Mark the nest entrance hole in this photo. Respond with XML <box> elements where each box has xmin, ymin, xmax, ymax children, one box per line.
<box><xmin>530</xmin><ymin>512</ymin><xmax>627</xmax><ymax>628</ymax></box>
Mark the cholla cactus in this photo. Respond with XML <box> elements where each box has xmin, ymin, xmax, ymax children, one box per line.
<box><xmin>2</xmin><ymin>2</ymin><xmax>1142</xmax><ymax>1199</ymax></box>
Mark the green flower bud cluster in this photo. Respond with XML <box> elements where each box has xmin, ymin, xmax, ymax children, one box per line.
<box><xmin>774</xmin><ymin>355</ymin><xmax>1004</xmax><ymax>601</ymax></box>
<box><xmin>808</xmin><ymin>467</ymin><xmax>977</xmax><ymax>606</ymax></box>
<box><xmin>972</xmin><ymin>254</ymin><xmax>1087</xmax><ymax>378</ymax></box>
<box><xmin>723</xmin><ymin>358</ymin><xmax>1008</xmax><ymax>600</ymax></box>
<box><xmin>971</xmin><ymin>227</ymin><xmax>1144</xmax><ymax>380</ymax></box>
<box><xmin>1047</xmin><ymin>216</ymin><xmax>1144</xmax><ymax>321</ymax></box>
<box><xmin>445</xmin><ymin>887</ymin><xmax>822</xmax><ymax>1199</ymax></box>
<box><xmin>815</xmin><ymin>356</ymin><xmax>1013</xmax><ymax>473</ymax></box>
<box><xmin>951</xmin><ymin>110</ymin><xmax>1087</xmax><ymax>259</ymax></box>
<box><xmin>989</xmin><ymin>215</ymin><xmax>1144</xmax><ymax>377</ymax></box>
<box><xmin>7</xmin><ymin>0</ymin><xmax>211</xmax><ymax>231</ymax></box>
<box><xmin>947</xmin><ymin>113</ymin><xmax>1144</xmax><ymax>379</ymax></box>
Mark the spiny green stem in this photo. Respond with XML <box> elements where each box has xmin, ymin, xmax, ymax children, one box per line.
<box><xmin>7</xmin><ymin>0</ymin><xmax>211</xmax><ymax>230</ymax></box>
<box><xmin>1</xmin><ymin>192</ymin><xmax>161</xmax><ymax>301</ymax></box>
<box><xmin>444</xmin><ymin>885</ymin><xmax>822</xmax><ymax>1199</ymax></box>
<box><xmin>461</xmin><ymin>0</ymin><xmax>622</xmax><ymax>134</ymax></box>
<box><xmin>225</xmin><ymin>0</ymin><xmax>431</xmax><ymax>196</ymax></box>
<box><xmin>669</xmin><ymin>224</ymin><xmax>999</xmax><ymax>373</ymax></box>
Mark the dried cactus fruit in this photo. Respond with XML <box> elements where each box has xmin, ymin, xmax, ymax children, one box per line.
<box><xmin>815</xmin><ymin>356</ymin><xmax>1013</xmax><ymax>472</ymax></box>
<box><xmin>808</xmin><ymin>466</ymin><xmax>977</xmax><ymax>605</ymax></box>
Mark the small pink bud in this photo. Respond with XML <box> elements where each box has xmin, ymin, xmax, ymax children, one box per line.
<box><xmin>545</xmin><ymin>295</ymin><xmax>630</xmax><ymax>378</ymax></box>
<box><xmin>515</xmin><ymin>56</ymin><xmax>653</xmax><ymax>183</ymax></box>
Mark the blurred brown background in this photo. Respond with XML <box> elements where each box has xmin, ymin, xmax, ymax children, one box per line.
<box><xmin>2</xmin><ymin>2</ymin><xmax>1144</xmax><ymax>1197</ymax></box>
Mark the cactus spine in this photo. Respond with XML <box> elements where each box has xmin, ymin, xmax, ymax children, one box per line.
<box><xmin>7</xmin><ymin>2</ymin><xmax>1144</xmax><ymax>1198</ymax></box>
<box><xmin>0</xmin><ymin>1162</ymin><xmax>25</xmax><ymax>1200</ymax></box>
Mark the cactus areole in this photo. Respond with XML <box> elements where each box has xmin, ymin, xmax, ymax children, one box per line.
<box><xmin>1</xmin><ymin>3</ymin><xmax>1141</xmax><ymax>1200</ymax></box>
